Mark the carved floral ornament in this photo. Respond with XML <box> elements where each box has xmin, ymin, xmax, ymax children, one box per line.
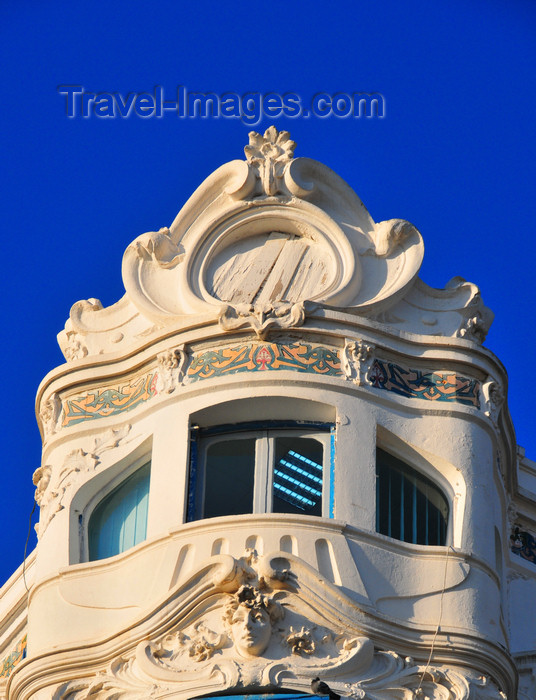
<box><xmin>39</xmin><ymin>551</ymin><xmax>507</xmax><ymax>700</ymax></box>
<box><xmin>32</xmin><ymin>425</ymin><xmax>133</xmax><ymax>539</ymax></box>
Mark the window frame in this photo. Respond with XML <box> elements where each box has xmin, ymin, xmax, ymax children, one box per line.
<box><xmin>191</xmin><ymin>694</ymin><xmax>312</xmax><ymax>699</ymax></box>
<box><xmin>79</xmin><ymin>451</ymin><xmax>152</xmax><ymax>563</ymax></box>
<box><xmin>187</xmin><ymin>420</ymin><xmax>335</xmax><ymax>522</ymax></box>
<box><xmin>192</xmin><ymin>695</ymin><xmax>311</xmax><ymax>700</ymax></box>
<box><xmin>87</xmin><ymin>460</ymin><xmax>151</xmax><ymax>562</ymax></box>
<box><xmin>375</xmin><ymin>446</ymin><xmax>450</xmax><ymax>547</ymax></box>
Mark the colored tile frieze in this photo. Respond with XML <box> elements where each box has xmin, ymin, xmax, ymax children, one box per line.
<box><xmin>62</xmin><ymin>372</ymin><xmax>158</xmax><ymax>428</ymax></box>
<box><xmin>368</xmin><ymin>359</ymin><xmax>480</xmax><ymax>408</ymax></box>
<box><xmin>187</xmin><ymin>342</ymin><xmax>342</xmax><ymax>381</ymax></box>
<box><xmin>0</xmin><ymin>635</ymin><xmax>27</xmax><ymax>679</ymax></box>
<box><xmin>56</xmin><ymin>347</ymin><xmax>483</xmax><ymax>429</ymax></box>
<box><xmin>511</xmin><ymin>527</ymin><xmax>536</xmax><ymax>565</ymax></box>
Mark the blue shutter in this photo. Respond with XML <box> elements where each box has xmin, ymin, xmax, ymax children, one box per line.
<box><xmin>89</xmin><ymin>462</ymin><xmax>151</xmax><ymax>561</ymax></box>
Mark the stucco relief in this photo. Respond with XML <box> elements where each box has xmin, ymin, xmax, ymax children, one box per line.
<box><xmin>372</xmin><ymin>277</ymin><xmax>494</xmax><ymax>344</ymax></box>
<box><xmin>148</xmin><ymin>583</ymin><xmax>286</xmax><ymax>669</ymax></box>
<box><xmin>50</xmin><ymin>658</ymin><xmax>507</xmax><ymax>700</ymax></box>
<box><xmin>52</xmin><ymin>657</ymin><xmax>162</xmax><ymax>700</ymax></box>
<box><xmin>46</xmin><ymin>551</ymin><xmax>506</xmax><ymax>700</ymax></box>
<box><xmin>129</xmin><ymin>226</ymin><xmax>184</xmax><ymax>269</ymax></box>
<box><xmin>218</xmin><ymin>301</ymin><xmax>306</xmax><ymax>339</ymax></box>
<box><xmin>33</xmin><ymin>425</ymin><xmax>132</xmax><ymax>538</ymax></box>
<box><xmin>156</xmin><ymin>345</ymin><xmax>188</xmax><ymax>393</ymax></box>
<box><xmin>40</xmin><ymin>392</ymin><xmax>62</xmax><ymax>440</ymax></box>
<box><xmin>244</xmin><ymin>125</ymin><xmax>296</xmax><ymax>197</ymax></box>
<box><xmin>58</xmin><ymin>295</ymin><xmax>156</xmax><ymax>360</ymax></box>
<box><xmin>456</xmin><ymin>313</ymin><xmax>491</xmax><ymax>345</ymax></box>
<box><xmin>138</xmin><ymin>550</ymin><xmax>372</xmax><ymax>689</ymax></box>
<box><xmin>481</xmin><ymin>377</ymin><xmax>504</xmax><ymax>424</ymax></box>
<box><xmin>103</xmin><ymin>127</ymin><xmax>424</xmax><ymax>333</ymax></box>
<box><xmin>63</xmin><ymin>330</ymin><xmax>89</xmax><ymax>362</ymax></box>
<box><xmin>342</xmin><ymin>339</ymin><xmax>375</xmax><ymax>386</ymax></box>
<box><xmin>51</xmin><ymin>661</ymin><xmax>507</xmax><ymax>700</ymax></box>
<box><xmin>63</xmin><ymin>299</ymin><xmax>102</xmax><ymax>362</ymax></box>
<box><xmin>54</xmin><ymin>129</ymin><xmax>497</xmax><ymax>361</ymax></box>
<box><xmin>343</xmin><ymin>666</ymin><xmax>507</xmax><ymax>700</ymax></box>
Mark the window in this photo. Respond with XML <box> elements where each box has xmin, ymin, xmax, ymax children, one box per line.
<box><xmin>376</xmin><ymin>448</ymin><xmax>448</xmax><ymax>546</ymax></box>
<box><xmin>88</xmin><ymin>462</ymin><xmax>151</xmax><ymax>561</ymax></box>
<box><xmin>192</xmin><ymin>695</ymin><xmax>311</xmax><ymax>699</ymax></box>
<box><xmin>188</xmin><ymin>422</ymin><xmax>333</xmax><ymax>521</ymax></box>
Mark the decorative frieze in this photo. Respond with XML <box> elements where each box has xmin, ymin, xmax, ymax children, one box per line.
<box><xmin>187</xmin><ymin>341</ymin><xmax>341</xmax><ymax>381</ymax></box>
<box><xmin>0</xmin><ymin>635</ymin><xmax>26</xmax><ymax>679</ymax></box>
<box><xmin>61</xmin><ymin>371</ymin><xmax>157</xmax><ymax>428</ymax></box>
<box><xmin>368</xmin><ymin>358</ymin><xmax>481</xmax><ymax>408</ymax></box>
<box><xmin>43</xmin><ymin>344</ymin><xmax>487</xmax><ymax>433</ymax></box>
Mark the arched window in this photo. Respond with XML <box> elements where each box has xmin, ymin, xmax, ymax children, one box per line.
<box><xmin>88</xmin><ymin>462</ymin><xmax>151</xmax><ymax>561</ymax></box>
<box><xmin>376</xmin><ymin>448</ymin><xmax>448</xmax><ymax>546</ymax></box>
<box><xmin>188</xmin><ymin>422</ymin><xmax>334</xmax><ymax>521</ymax></box>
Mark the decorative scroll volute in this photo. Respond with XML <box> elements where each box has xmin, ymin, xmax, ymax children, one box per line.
<box><xmin>120</xmin><ymin>127</ymin><xmax>424</xmax><ymax>327</ymax></box>
<box><xmin>55</xmin><ymin>128</ymin><xmax>496</xmax><ymax>362</ymax></box>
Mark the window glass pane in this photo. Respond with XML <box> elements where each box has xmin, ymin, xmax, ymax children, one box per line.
<box><xmin>203</xmin><ymin>438</ymin><xmax>256</xmax><ymax>518</ymax></box>
<box><xmin>89</xmin><ymin>462</ymin><xmax>150</xmax><ymax>561</ymax></box>
<box><xmin>376</xmin><ymin>448</ymin><xmax>448</xmax><ymax>546</ymax></box>
<box><xmin>273</xmin><ymin>437</ymin><xmax>323</xmax><ymax>516</ymax></box>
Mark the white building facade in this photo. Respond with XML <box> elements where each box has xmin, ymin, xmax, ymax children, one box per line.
<box><xmin>1</xmin><ymin>128</ymin><xmax>535</xmax><ymax>699</ymax></box>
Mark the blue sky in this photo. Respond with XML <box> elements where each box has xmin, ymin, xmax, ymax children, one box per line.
<box><xmin>1</xmin><ymin>0</ymin><xmax>535</xmax><ymax>585</ymax></box>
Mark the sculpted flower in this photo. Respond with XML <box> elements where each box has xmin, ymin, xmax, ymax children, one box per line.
<box><xmin>244</xmin><ymin>126</ymin><xmax>296</xmax><ymax>165</ymax></box>
<box><xmin>188</xmin><ymin>641</ymin><xmax>214</xmax><ymax>661</ymax></box>
<box><xmin>286</xmin><ymin>626</ymin><xmax>315</xmax><ymax>655</ymax></box>
<box><xmin>244</xmin><ymin>126</ymin><xmax>296</xmax><ymax>195</ymax></box>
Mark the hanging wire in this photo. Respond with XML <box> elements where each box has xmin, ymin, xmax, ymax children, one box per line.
<box><xmin>415</xmin><ymin>545</ymin><xmax>452</xmax><ymax>695</ymax></box>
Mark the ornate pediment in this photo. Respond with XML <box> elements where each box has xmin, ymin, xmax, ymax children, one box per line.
<box><xmin>120</xmin><ymin>129</ymin><xmax>424</xmax><ymax>325</ymax></box>
<box><xmin>57</xmin><ymin>128</ymin><xmax>493</xmax><ymax>361</ymax></box>
<box><xmin>44</xmin><ymin>551</ymin><xmax>506</xmax><ymax>700</ymax></box>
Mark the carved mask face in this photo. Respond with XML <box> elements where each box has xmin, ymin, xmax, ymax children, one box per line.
<box><xmin>230</xmin><ymin>605</ymin><xmax>272</xmax><ymax>657</ymax></box>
